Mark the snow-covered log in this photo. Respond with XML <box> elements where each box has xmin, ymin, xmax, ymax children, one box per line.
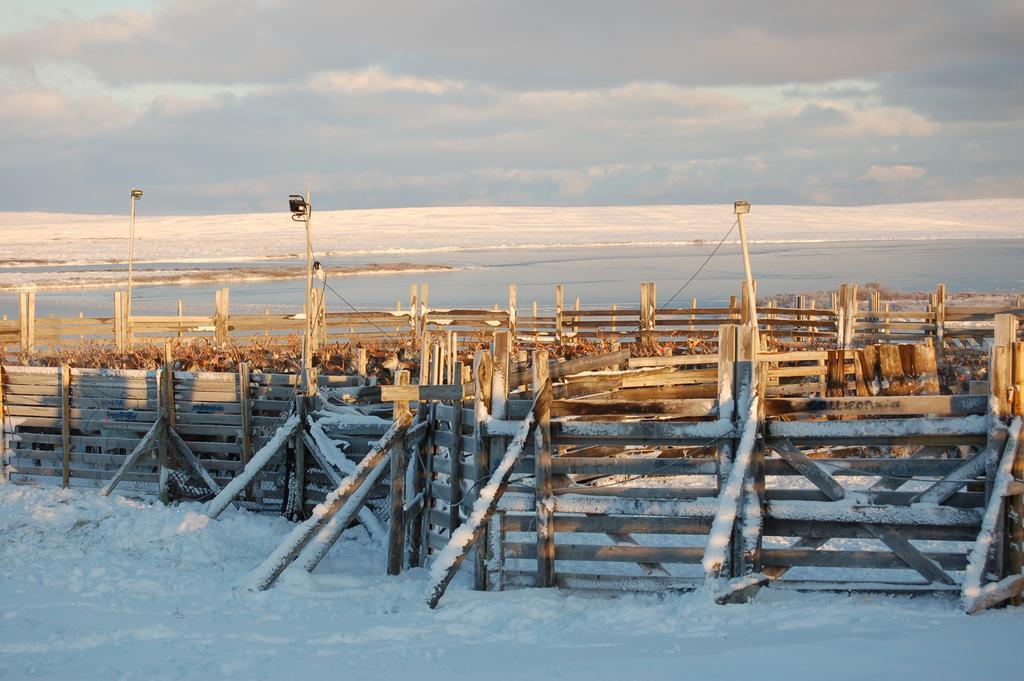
<box><xmin>425</xmin><ymin>403</ymin><xmax>539</xmax><ymax>609</ymax></box>
<box><xmin>205</xmin><ymin>415</ymin><xmax>300</xmax><ymax>519</ymax></box>
<box><xmin>303</xmin><ymin>426</ymin><xmax>386</xmax><ymax>543</ymax></box>
<box><xmin>243</xmin><ymin>412</ymin><xmax>411</xmax><ymax>591</ymax></box>
<box><xmin>702</xmin><ymin>392</ymin><xmax>760</xmax><ymax>582</ymax></box>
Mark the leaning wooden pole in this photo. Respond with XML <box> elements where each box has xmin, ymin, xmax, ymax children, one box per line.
<box><xmin>425</xmin><ymin>383</ymin><xmax>547</xmax><ymax>609</ymax></box>
<box><xmin>99</xmin><ymin>416</ymin><xmax>164</xmax><ymax>497</ymax></box>
<box><xmin>245</xmin><ymin>412</ymin><xmax>412</xmax><ymax>591</ymax></box>
<box><xmin>206</xmin><ymin>416</ymin><xmax>301</xmax><ymax>519</ymax></box>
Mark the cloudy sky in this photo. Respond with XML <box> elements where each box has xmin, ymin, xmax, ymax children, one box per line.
<box><xmin>1</xmin><ymin>1</ymin><xmax>1021</xmax><ymax>213</ymax></box>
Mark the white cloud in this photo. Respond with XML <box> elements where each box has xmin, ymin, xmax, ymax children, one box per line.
<box><xmin>309</xmin><ymin>68</ymin><xmax>464</xmax><ymax>96</ymax></box>
<box><xmin>861</xmin><ymin>164</ymin><xmax>927</xmax><ymax>183</ymax></box>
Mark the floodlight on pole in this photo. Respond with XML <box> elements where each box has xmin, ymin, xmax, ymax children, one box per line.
<box><xmin>127</xmin><ymin>188</ymin><xmax>143</xmax><ymax>322</ymax></box>
<box><xmin>734</xmin><ymin>200</ymin><xmax>757</xmax><ymax>328</ymax></box>
<box><xmin>290</xmin><ymin>190</ymin><xmax>316</xmax><ymax>396</ymax></box>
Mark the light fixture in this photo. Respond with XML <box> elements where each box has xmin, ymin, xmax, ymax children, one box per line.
<box><xmin>734</xmin><ymin>200</ymin><xmax>750</xmax><ymax>215</ymax></box>
<box><xmin>289</xmin><ymin>194</ymin><xmax>309</xmax><ymax>221</ymax></box>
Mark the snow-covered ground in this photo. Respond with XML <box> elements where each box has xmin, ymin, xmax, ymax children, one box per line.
<box><xmin>1</xmin><ymin>484</ymin><xmax>1020</xmax><ymax>681</ymax></box>
<box><xmin>2</xmin><ymin>199</ymin><xmax>1021</xmax><ymax>268</ymax></box>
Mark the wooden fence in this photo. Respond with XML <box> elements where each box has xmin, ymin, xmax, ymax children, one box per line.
<box><xmin>406</xmin><ymin>326</ymin><xmax>1024</xmax><ymax>610</ymax></box>
<box><xmin>4</xmin><ymin>315</ymin><xmax>1024</xmax><ymax>610</ymax></box>
<box><xmin>3</xmin><ymin>282</ymin><xmax>1021</xmax><ymax>358</ymax></box>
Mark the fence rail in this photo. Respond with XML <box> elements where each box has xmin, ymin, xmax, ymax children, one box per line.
<box><xmin>3</xmin><ymin>282</ymin><xmax>1022</xmax><ymax>357</ymax></box>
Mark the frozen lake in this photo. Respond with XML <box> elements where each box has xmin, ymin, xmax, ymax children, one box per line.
<box><xmin>2</xmin><ymin>238</ymin><xmax>1021</xmax><ymax>318</ymax></box>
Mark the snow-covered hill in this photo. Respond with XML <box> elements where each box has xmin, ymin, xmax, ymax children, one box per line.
<box><xmin>1</xmin><ymin>199</ymin><xmax>1021</xmax><ymax>267</ymax></box>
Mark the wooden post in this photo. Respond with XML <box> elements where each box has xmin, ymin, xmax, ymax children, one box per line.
<box><xmin>1011</xmin><ymin>341</ymin><xmax>1024</xmax><ymax>603</ymax></box>
<box><xmin>554</xmin><ymin>285</ymin><xmax>564</xmax><ymax>342</ymax></box>
<box><xmin>826</xmin><ymin>350</ymin><xmax>846</xmax><ymax>397</ymax></box>
<box><xmin>508</xmin><ymin>284</ymin><xmax>517</xmax><ymax>341</ymax></box>
<box><xmin>716</xmin><ymin>325</ymin><xmax>737</xmax><ymax>494</ymax></box>
<box><xmin>646</xmin><ymin>283</ymin><xmax>656</xmax><ymax>348</ymax></box>
<box><xmin>533</xmin><ymin>349</ymin><xmax>554</xmax><ymax>587</ymax></box>
<box><xmin>935</xmin><ymin>283</ymin><xmax>946</xmax><ymax>349</ymax></box>
<box><xmin>471</xmin><ymin>349</ymin><xmax>493</xmax><ymax>582</ymax></box>
<box><xmin>992</xmin><ymin>315</ymin><xmax>1017</xmax><ymax>417</ymax></box>
<box><xmin>308</xmin><ymin>288</ymin><xmax>323</xmax><ymax>351</ymax></box>
<box><xmin>640</xmin><ymin>282</ymin><xmax>657</xmax><ymax>348</ymax></box>
<box><xmin>215</xmin><ymin>288</ymin><xmax>230</xmax><ymax>346</ymax></box>
<box><xmin>476</xmin><ymin>331</ymin><xmax>509</xmax><ymax>589</ymax></box>
<box><xmin>448</xmin><ymin>361</ymin><xmax>465</xmax><ymax>537</ymax></box>
<box><xmin>640</xmin><ymin>283</ymin><xmax>649</xmax><ymax>345</ymax></box>
<box><xmin>18</xmin><ymin>291</ymin><xmax>27</xmax><ymax>355</ymax></box>
<box><xmin>356</xmin><ymin>347</ymin><xmax>367</xmax><ymax>384</ymax></box>
<box><xmin>387</xmin><ymin>369</ymin><xmax>411</xmax><ymax>575</ymax></box>
<box><xmin>157</xmin><ymin>361</ymin><xmax>170</xmax><ymax>505</ymax></box>
<box><xmin>60</xmin><ymin>364</ymin><xmax>71</xmax><ymax>488</ymax></box>
<box><xmin>409</xmin><ymin>284</ymin><xmax>419</xmax><ymax>346</ymax></box>
<box><xmin>161</xmin><ymin>341</ymin><xmax>177</xmax><ymax>498</ymax></box>
<box><xmin>292</xmin><ymin>396</ymin><xmax>307</xmax><ymax>519</ymax></box>
<box><xmin>0</xmin><ymin>365</ymin><xmax>6</xmax><ymax>470</ymax></box>
<box><xmin>18</xmin><ymin>291</ymin><xmax>36</xmax><ymax>357</ymax></box>
<box><xmin>22</xmin><ymin>292</ymin><xmax>35</xmax><ymax>356</ymax></box>
<box><xmin>113</xmin><ymin>292</ymin><xmax>123</xmax><ymax>353</ymax></box>
<box><xmin>420</xmin><ymin>283</ymin><xmax>429</xmax><ymax>341</ymax></box>
<box><xmin>836</xmin><ymin>283</ymin><xmax>858</xmax><ymax>349</ymax></box>
<box><xmin>239</xmin><ymin>361</ymin><xmax>253</xmax><ymax>499</ymax></box>
<box><xmin>611</xmin><ymin>303</ymin><xmax>618</xmax><ymax>334</ymax></box>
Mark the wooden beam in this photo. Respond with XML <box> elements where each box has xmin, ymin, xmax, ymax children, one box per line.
<box><xmin>765</xmin><ymin>395</ymin><xmax>986</xmax><ymax>418</ymax></box>
<box><xmin>60</xmin><ymin>364</ymin><xmax>71</xmax><ymax>488</ymax></box>
<box><xmin>246</xmin><ymin>412</ymin><xmax>412</xmax><ymax>590</ymax></box>
<box><xmin>770</xmin><ymin>439</ymin><xmax>956</xmax><ymax>585</ymax></box>
<box><xmin>168</xmin><ymin>427</ymin><xmax>221</xmax><ymax>495</ymax></box>
<box><xmin>424</xmin><ymin>386</ymin><xmax>544</xmax><ymax>609</ymax></box>
<box><xmin>387</xmin><ymin>370</ymin><xmax>411</xmax><ymax>575</ymax></box>
<box><xmin>98</xmin><ymin>415</ymin><xmax>164</xmax><ymax>497</ymax></box>
<box><xmin>205</xmin><ymin>415</ymin><xmax>300</xmax><ymax>518</ymax></box>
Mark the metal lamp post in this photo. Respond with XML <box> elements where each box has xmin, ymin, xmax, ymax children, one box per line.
<box><xmin>289</xmin><ymin>191</ymin><xmax>316</xmax><ymax>396</ymax></box>
<box><xmin>127</xmin><ymin>188</ymin><xmax>143</xmax><ymax>320</ymax></box>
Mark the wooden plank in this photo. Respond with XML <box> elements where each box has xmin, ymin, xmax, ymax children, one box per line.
<box><xmin>505</xmin><ymin>542</ymin><xmax>704</xmax><ymax>564</ymax></box>
<box><xmin>551</xmin><ymin>397</ymin><xmax>717</xmax><ymax>418</ymax></box>
<box><xmin>765</xmin><ymin>395</ymin><xmax>987</xmax><ymax>418</ymax></box>
<box><xmin>761</xmin><ymin>548</ymin><xmax>967</xmax><ymax>570</ymax></box>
